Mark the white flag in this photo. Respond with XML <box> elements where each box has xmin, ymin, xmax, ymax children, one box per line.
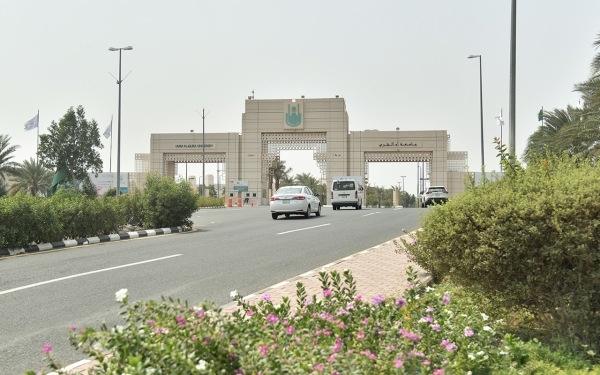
<box><xmin>24</xmin><ymin>113</ymin><xmax>39</xmax><ymax>131</ymax></box>
<box><xmin>495</xmin><ymin>109</ymin><xmax>504</xmax><ymax>126</ymax></box>
<box><xmin>103</xmin><ymin>118</ymin><xmax>112</xmax><ymax>139</ymax></box>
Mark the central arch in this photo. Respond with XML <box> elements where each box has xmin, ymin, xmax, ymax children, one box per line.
<box><xmin>261</xmin><ymin>132</ymin><xmax>327</xmax><ymax>187</ymax></box>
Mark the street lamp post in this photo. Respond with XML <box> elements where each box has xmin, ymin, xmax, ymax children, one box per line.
<box><xmin>109</xmin><ymin>46</ymin><xmax>133</xmax><ymax>198</ymax></box>
<box><xmin>468</xmin><ymin>54</ymin><xmax>484</xmax><ymax>170</ymax></box>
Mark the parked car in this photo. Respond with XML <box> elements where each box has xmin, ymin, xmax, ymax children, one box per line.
<box><xmin>422</xmin><ymin>186</ymin><xmax>449</xmax><ymax>207</ymax></box>
<box><xmin>270</xmin><ymin>186</ymin><xmax>321</xmax><ymax>219</ymax></box>
<box><xmin>331</xmin><ymin>179</ymin><xmax>363</xmax><ymax>210</ymax></box>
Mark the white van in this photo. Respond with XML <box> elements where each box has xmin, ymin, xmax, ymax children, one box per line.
<box><xmin>331</xmin><ymin>179</ymin><xmax>363</xmax><ymax>210</ymax></box>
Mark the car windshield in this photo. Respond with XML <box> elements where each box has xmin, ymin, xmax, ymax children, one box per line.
<box><xmin>333</xmin><ymin>181</ymin><xmax>355</xmax><ymax>190</ymax></box>
<box><xmin>276</xmin><ymin>187</ymin><xmax>303</xmax><ymax>195</ymax></box>
<box><xmin>429</xmin><ymin>187</ymin><xmax>446</xmax><ymax>193</ymax></box>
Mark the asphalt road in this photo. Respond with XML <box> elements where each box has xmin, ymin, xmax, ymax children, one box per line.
<box><xmin>0</xmin><ymin>206</ymin><xmax>425</xmax><ymax>374</ymax></box>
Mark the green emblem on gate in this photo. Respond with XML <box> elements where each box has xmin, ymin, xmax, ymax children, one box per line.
<box><xmin>285</xmin><ymin>104</ymin><xmax>302</xmax><ymax>127</ymax></box>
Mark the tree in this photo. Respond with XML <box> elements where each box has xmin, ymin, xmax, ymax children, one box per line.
<box><xmin>0</xmin><ymin>134</ymin><xmax>19</xmax><ymax>183</ymax></box>
<box><xmin>38</xmin><ymin>106</ymin><xmax>103</xmax><ymax>193</ymax></box>
<box><xmin>272</xmin><ymin>160</ymin><xmax>292</xmax><ymax>191</ymax></box>
<box><xmin>8</xmin><ymin>158</ymin><xmax>54</xmax><ymax>196</ymax></box>
<box><xmin>0</xmin><ymin>180</ymin><xmax>7</xmax><ymax>197</ymax></box>
<box><xmin>525</xmin><ymin>33</ymin><xmax>600</xmax><ymax>161</ymax></box>
<box><xmin>294</xmin><ymin>172</ymin><xmax>319</xmax><ymax>192</ymax></box>
<box><xmin>208</xmin><ymin>184</ymin><xmax>217</xmax><ymax>197</ymax></box>
<box><xmin>280</xmin><ymin>175</ymin><xmax>295</xmax><ymax>188</ymax></box>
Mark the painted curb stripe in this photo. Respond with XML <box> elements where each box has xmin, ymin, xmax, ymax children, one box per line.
<box><xmin>0</xmin><ymin>227</ymin><xmax>187</xmax><ymax>257</ymax></box>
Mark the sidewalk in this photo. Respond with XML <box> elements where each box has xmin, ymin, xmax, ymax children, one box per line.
<box><xmin>62</xmin><ymin>233</ymin><xmax>429</xmax><ymax>374</ymax></box>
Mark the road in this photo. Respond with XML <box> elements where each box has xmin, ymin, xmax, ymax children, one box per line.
<box><xmin>0</xmin><ymin>206</ymin><xmax>424</xmax><ymax>374</ymax></box>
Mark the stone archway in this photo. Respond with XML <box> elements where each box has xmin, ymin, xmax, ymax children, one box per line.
<box><xmin>261</xmin><ymin>132</ymin><xmax>327</xmax><ymax>189</ymax></box>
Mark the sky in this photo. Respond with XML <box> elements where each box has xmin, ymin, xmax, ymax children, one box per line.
<box><xmin>2</xmin><ymin>1</ymin><xmax>599</xmax><ymax>197</ymax></box>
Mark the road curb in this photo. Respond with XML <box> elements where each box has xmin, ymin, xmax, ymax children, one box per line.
<box><xmin>0</xmin><ymin>226</ymin><xmax>187</xmax><ymax>257</ymax></box>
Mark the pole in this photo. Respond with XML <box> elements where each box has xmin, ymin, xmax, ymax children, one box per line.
<box><xmin>116</xmin><ymin>49</ymin><xmax>122</xmax><ymax>198</ymax></box>
<box><xmin>478</xmin><ymin>56</ymin><xmax>484</xmax><ymax>169</ymax></box>
<box><xmin>110</xmin><ymin>114</ymin><xmax>113</xmax><ymax>172</ymax></box>
<box><xmin>509</xmin><ymin>0</ymin><xmax>517</xmax><ymax>157</ymax></box>
<box><xmin>36</xmin><ymin>110</ymin><xmax>39</xmax><ymax>164</ymax></box>
<box><xmin>202</xmin><ymin>108</ymin><xmax>205</xmax><ymax>197</ymax></box>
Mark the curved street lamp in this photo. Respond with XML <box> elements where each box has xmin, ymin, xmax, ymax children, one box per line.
<box><xmin>109</xmin><ymin>46</ymin><xmax>133</xmax><ymax>197</ymax></box>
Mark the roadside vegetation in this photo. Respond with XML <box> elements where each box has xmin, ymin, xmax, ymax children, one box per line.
<box><xmin>18</xmin><ymin>29</ymin><xmax>600</xmax><ymax>375</ymax></box>
<box><xmin>0</xmin><ymin>172</ymin><xmax>202</xmax><ymax>249</ymax></box>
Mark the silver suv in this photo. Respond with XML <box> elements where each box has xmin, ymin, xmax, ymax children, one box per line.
<box><xmin>422</xmin><ymin>186</ymin><xmax>449</xmax><ymax>207</ymax></box>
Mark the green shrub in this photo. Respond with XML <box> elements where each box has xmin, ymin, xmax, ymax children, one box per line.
<box><xmin>400</xmin><ymin>152</ymin><xmax>600</xmax><ymax>350</ymax></box>
<box><xmin>0</xmin><ymin>194</ymin><xmax>62</xmax><ymax>248</ymax></box>
<box><xmin>112</xmin><ymin>188</ymin><xmax>144</xmax><ymax>228</ymax></box>
<box><xmin>141</xmin><ymin>172</ymin><xmax>197</xmax><ymax>229</ymax></box>
<box><xmin>50</xmin><ymin>189</ymin><xmax>125</xmax><ymax>239</ymax></box>
<box><xmin>197</xmin><ymin>196</ymin><xmax>224</xmax><ymax>208</ymax></box>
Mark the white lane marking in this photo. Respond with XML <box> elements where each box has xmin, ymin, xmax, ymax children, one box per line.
<box><xmin>276</xmin><ymin>223</ymin><xmax>331</xmax><ymax>235</ymax></box>
<box><xmin>0</xmin><ymin>254</ymin><xmax>183</xmax><ymax>296</ymax></box>
<box><xmin>362</xmin><ymin>212</ymin><xmax>380</xmax><ymax>217</ymax></box>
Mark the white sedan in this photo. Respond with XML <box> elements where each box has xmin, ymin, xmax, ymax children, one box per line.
<box><xmin>270</xmin><ymin>186</ymin><xmax>322</xmax><ymax>220</ymax></box>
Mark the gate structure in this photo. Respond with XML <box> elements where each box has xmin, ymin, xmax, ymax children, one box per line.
<box><xmin>142</xmin><ymin>97</ymin><xmax>469</xmax><ymax>205</ymax></box>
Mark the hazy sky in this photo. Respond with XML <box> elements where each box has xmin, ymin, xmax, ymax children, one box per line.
<box><xmin>2</xmin><ymin>1</ymin><xmax>599</xmax><ymax>196</ymax></box>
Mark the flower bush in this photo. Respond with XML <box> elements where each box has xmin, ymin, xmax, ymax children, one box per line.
<box><xmin>32</xmin><ymin>268</ymin><xmax>526</xmax><ymax>374</ymax></box>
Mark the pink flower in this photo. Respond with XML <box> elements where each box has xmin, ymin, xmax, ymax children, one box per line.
<box><xmin>464</xmin><ymin>329</ymin><xmax>474</xmax><ymax>337</ymax></box>
<box><xmin>427</xmin><ymin>306</ymin><xmax>435</xmax><ymax>312</ymax></box>
<box><xmin>262</xmin><ymin>294</ymin><xmax>271</xmax><ymax>301</ymax></box>
<box><xmin>346</xmin><ymin>302</ymin><xmax>354</xmax><ymax>310</ymax></box>
<box><xmin>432</xmin><ymin>324</ymin><xmax>441</xmax><ymax>332</ymax></box>
<box><xmin>354</xmin><ymin>295</ymin><xmax>362</xmax><ymax>301</ymax></box>
<box><xmin>372</xmin><ymin>294</ymin><xmax>385</xmax><ymax>306</ymax></box>
<box><xmin>315</xmin><ymin>364</ymin><xmax>324</xmax><ymax>371</ymax></box>
<box><xmin>422</xmin><ymin>360</ymin><xmax>431</xmax><ymax>365</ymax></box>
<box><xmin>147</xmin><ymin>320</ymin><xmax>155</xmax><ymax>327</ymax></box>
<box><xmin>396</xmin><ymin>298</ymin><xmax>406</xmax><ymax>307</ymax></box>
<box><xmin>424</xmin><ymin>315</ymin><xmax>434</xmax><ymax>323</ymax></box>
<box><xmin>434</xmin><ymin>369</ymin><xmax>445</xmax><ymax>375</ymax></box>
<box><xmin>328</xmin><ymin>353</ymin><xmax>337</xmax><ymax>362</ymax></box>
<box><xmin>197</xmin><ymin>310</ymin><xmax>205</xmax><ymax>318</ymax></box>
<box><xmin>42</xmin><ymin>344</ymin><xmax>52</xmax><ymax>354</ymax></box>
<box><xmin>246</xmin><ymin>310</ymin><xmax>255</xmax><ymax>316</ymax></box>
<box><xmin>177</xmin><ymin>315</ymin><xmax>186</xmax><ymax>326</ymax></box>
<box><xmin>337</xmin><ymin>321</ymin><xmax>345</xmax><ymax>329</ymax></box>
<box><xmin>286</xmin><ymin>326</ymin><xmax>295</xmax><ymax>335</ymax></box>
<box><xmin>442</xmin><ymin>293</ymin><xmax>451</xmax><ymax>305</ymax></box>
<box><xmin>362</xmin><ymin>318</ymin><xmax>369</xmax><ymax>325</ymax></box>
<box><xmin>259</xmin><ymin>345</ymin><xmax>268</xmax><ymax>356</ymax></box>
<box><xmin>323</xmin><ymin>289</ymin><xmax>332</xmax><ymax>297</ymax></box>
<box><xmin>266</xmin><ymin>314</ymin><xmax>279</xmax><ymax>324</ymax></box>
<box><xmin>399</xmin><ymin>329</ymin><xmax>421</xmax><ymax>342</ymax></box>
<box><xmin>333</xmin><ymin>337</ymin><xmax>342</xmax><ymax>353</ymax></box>
<box><xmin>324</xmin><ymin>330</ymin><xmax>332</xmax><ymax>336</ymax></box>
<box><xmin>356</xmin><ymin>331</ymin><xmax>365</xmax><ymax>340</ymax></box>
<box><xmin>407</xmin><ymin>284</ymin><xmax>414</xmax><ymax>290</ymax></box>
<box><xmin>70</xmin><ymin>325</ymin><xmax>76</xmax><ymax>331</ymax></box>
<box><xmin>395</xmin><ymin>360</ymin><xmax>404</xmax><ymax>367</ymax></box>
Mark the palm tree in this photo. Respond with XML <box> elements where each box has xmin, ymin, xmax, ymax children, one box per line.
<box><xmin>280</xmin><ymin>175</ymin><xmax>295</xmax><ymax>187</ymax></box>
<box><xmin>8</xmin><ymin>158</ymin><xmax>54</xmax><ymax>196</ymax></box>
<box><xmin>0</xmin><ymin>180</ymin><xmax>7</xmax><ymax>197</ymax></box>
<box><xmin>0</xmin><ymin>134</ymin><xmax>19</xmax><ymax>183</ymax></box>
<box><xmin>272</xmin><ymin>160</ymin><xmax>292</xmax><ymax>191</ymax></box>
<box><xmin>294</xmin><ymin>172</ymin><xmax>319</xmax><ymax>192</ymax></box>
<box><xmin>523</xmin><ymin>106</ymin><xmax>582</xmax><ymax>160</ymax></box>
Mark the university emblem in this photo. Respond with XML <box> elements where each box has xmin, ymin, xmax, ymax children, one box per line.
<box><xmin>285</xmin><ymin>103</ymin><xmax>302</xmax><ymax>127</ymax></box>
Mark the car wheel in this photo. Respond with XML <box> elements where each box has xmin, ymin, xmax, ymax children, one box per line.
<box><xmin>316</xmin><ymin>204</ymin><xmax>321</xmax><ymax>216</ymax></box>
<box><xmin>285</xmin><ymin>213</ymin><xmax>290</xmax><ymax>218</ymax></box>
<box><xmin>305</xmin><ymin>205</ymin><xmax>311</xmax><ymax>218</ymax></box>
<box><xmin>332</xmin><ymin>205</ymin><xmax>336</xmax><ymax>210</ymax></box>
<box><xmin>272</xmin><ymin>213</ymin><xmax>278</xmax><ymax>220</ymax></box>
<box><xmin>355</xmin><ymin>204</ymin><xmax>359</xmax><ymax>210</ymax></box>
